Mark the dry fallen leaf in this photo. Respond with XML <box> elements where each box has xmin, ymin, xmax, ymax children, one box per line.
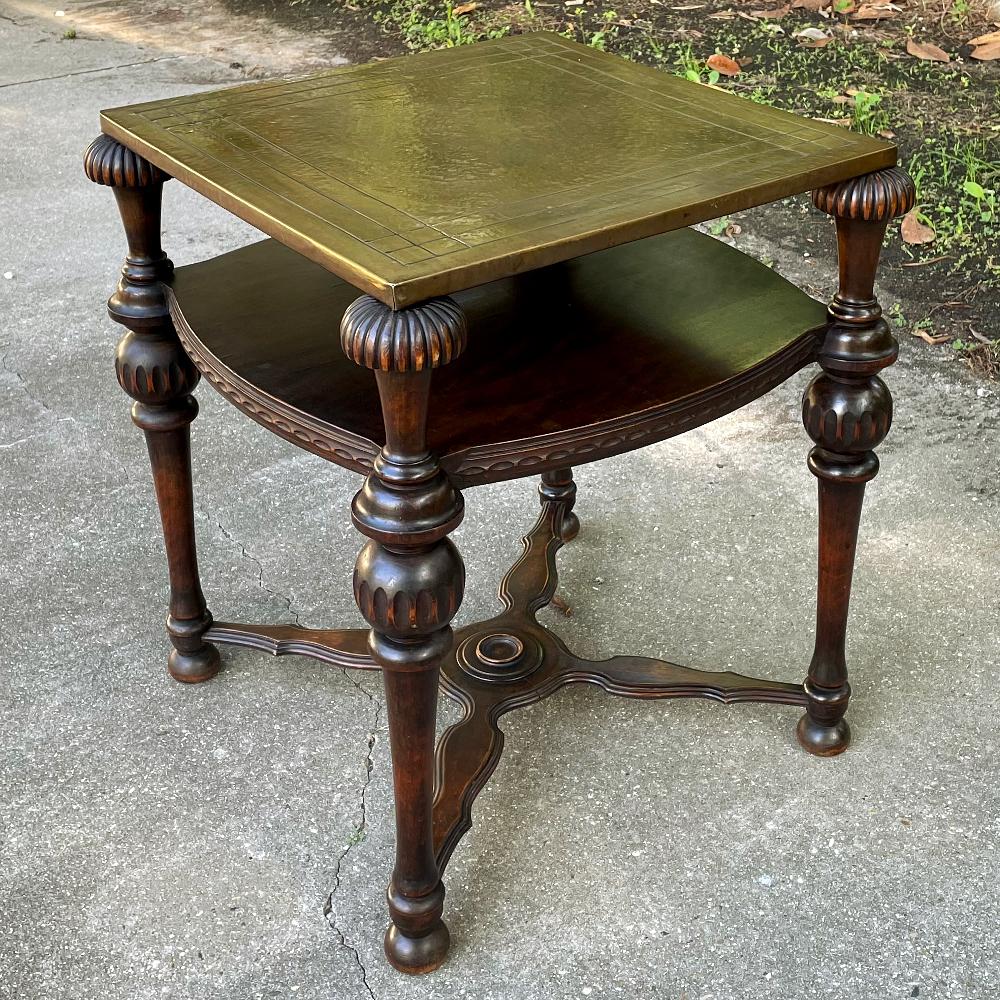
<box><xmin>452</xmin><ymin>1</ymin><xmax>478</xmax><ymax>13</ymax></box>
<box><xmin>967</xmin><ymin>29</ymin><xmax>1000</xmax><ymax>45</ymax></box>
<box><xmin>706</xmin><ymin>52</ymin><xmax>742</xmax><ymax>75</ymax></box>
<box><xmin>911</xmin><ymin>329</ymin><xmax>952</xmax><ymax>345</ymax></box>
<box><xmin>853</xmin><ymin>3</ymin><xmax>897</xmax><ymax>18</ymax></box>
<box><xmin>750</xmin><ymin>4</ymin><xmax>789</xmax><ymax>15</ymax></box>
<box><xmin>901</xmin><ymin>209</ymin><xmax>936</xmax><ymax>245</ymax></box>
<box><xmin>792</xmin><ymin>0</ymin><xmax>828</xmax><ymax>9</ymax></box>
<box><xmin>796</xmin><ymin>26</ymin><xmax>833</xmax><ymax>45</ymax></box>
<box><xmin>971</xmin><ymin>40</ymin><xmax>1000</xmax><ymax>59</ymax></box>
<box><xmin>906</xmin><ymin>38</ymin><xmax>951</xmax><ymax>62</ymax></box>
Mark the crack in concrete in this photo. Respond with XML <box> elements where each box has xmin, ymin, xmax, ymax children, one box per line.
<box><xmin>0</xmin><ymin>420</ymin><xmax>72</xmax><ymax>450</ymax></box>
<box><xmin>202</xmin><ymin>509</ymin><xmax>303</xmax><ymax>626</ymax></box>
<box><xmin>0</xmin><ymin>55</ymin><xmax>183</xmax><ymax>89</ymax></box>
<box><xmin>1</xmin><ymin>353</ymin><xmax>131</xmax><ymax>481</ymax></box>
<box><xmin>197</xmin><ymin>504</ymin><xmax>383</xmax><ymax>994</ymax></box>
<box><xmin>323</xmin><ymin>677</ymin><xmax>380</xmax><ymax>1000</ymax></box>
<box><xmin>3</xmin><ymin>351</ymin><xmax>66</xmax><ymax>419</ymax></box>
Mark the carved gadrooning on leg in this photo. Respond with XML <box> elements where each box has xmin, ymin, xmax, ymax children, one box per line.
<box><xmin>85</xmin><ymin>134</ymin><xmax>219</xmax><ymax>684</ymax></box>
<box><xmin>342</xmin><ymin>294</ymin><xmax>468</xmax><ymax>974</ymax></box>
<box><xmin>811</xmin><ymin>165</ymin><xmax>914</xmax><ymax>223</ymax></box>
<box><xmin>341</xmin><ymin>293</ymin><xmax>467</xmax><ymax>372</ymax></box>
<box><xmin>799</xmin><ymin>165</ymin><xmax>914</xmax><ymax>756</ymax></box>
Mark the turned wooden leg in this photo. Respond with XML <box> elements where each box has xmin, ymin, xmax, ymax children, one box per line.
<box><xmin>341</xmin><ymin>294</ymin><xmax>468</xmax><ymax>973</ymax></box>
<box><xmin>539</xmin><ymin>467</ymin><xmax>579</xmax><ymax>541</ymax></box>
<box><xmin>85</xmin><ymin>135</ymin><xmax>220</xmax><ymax>684</ymax></box>
<box><xmin>799</xmin><ymin>167</ymin><xmax>915</xmax><ymax>756</ymax></box>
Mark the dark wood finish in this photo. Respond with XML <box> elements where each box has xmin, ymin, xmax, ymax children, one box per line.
<box><xmin>433</xmin><ymin>498</ymin><xmax>808</xmax><ymax>870</ymax></box>
<box><xmin>343</xmin><ymin>296</ymin><xmax>468</xmax><ymax>974</ymax></box>
<box><xmin>91</xmin><ymin>42</ymin><xmax>915</xmax><ymax>972</ymax></box>
<box><xmin>798</xmin><ymin>166</ymin><xmax>916</xmax><ymax>755</ymax></box>
<box><xmin>84</xmin><ymin>135</ymin><xmax>220</xmax><ymax>684</ymax></box>
<box><xmin>204</xmin><ymin>621</ymin><xmax>377</xmax><ymax>670</ymax></box>
<box><xmin>539</xmin><ymin>468</ymin><xmax>579</xmax><ymax>542</ymax></box>
<box><xmin>195</xmin><ymin>496</ymin><xmax>808</xmax><ymax>880</ymax></box>
<box><xmin>163</xmin><ymin>228</ymin><xmax>828</xmax><ymax>488</ymax></box>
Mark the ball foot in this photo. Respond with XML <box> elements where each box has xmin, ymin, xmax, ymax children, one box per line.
<box><xmin>384</xmin><ymin>919</ymin><xmax>450</xmax><ymax>975</ymax></box>
<box><xmin>560</xmin><ymin>510</ymin><xmax>580</xmax><ymax>543</ymax></box>
<box><xmin>796</xmin><ymin>713</ymin><xmax>850</xmax><ymax>757</ymax></box>
<box><xmin>167</xmin><ymin>644</ymin><xmax>221</xmax><ymax>684</ymax></box>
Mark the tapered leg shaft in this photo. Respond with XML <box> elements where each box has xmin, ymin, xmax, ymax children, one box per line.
<box><xmin>85</xmin><ymin>134</ymin><xmax>219</xmax><ymax>683</ymax></box>
<box><xmin>383</xmin><ymin>667</ymin><xmax>448</xmax><ymax>969</ymax></box>
<box><xmin>342</xmin><ymin>294</ymin><xmax>468</xmax><ymax>973</ymax></box>
<box><xmin>799</xmin><ymin>167</ymin><xmax>915</xmax><ymax>755</ymax></box>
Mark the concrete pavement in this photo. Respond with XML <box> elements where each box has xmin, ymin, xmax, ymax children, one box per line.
<box><xmin>1</xmin><ymin>4</ymin><xmax>998</xmax><ymax>998</ymax></box>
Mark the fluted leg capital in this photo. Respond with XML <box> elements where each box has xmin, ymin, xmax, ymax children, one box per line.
<box><xmin>84</xmin><ymin>133</ymin><xmax>169</xmax><ymax>189</ymax></box>
<box><xmin>340</xmin><ymin>294</ymin><xmax>467</xmax><ymax>373</ymax></box>
<box><xmin>811</xmin><ymin>165</ymin><xmax>915</xmax><ymax>224</ymax></box>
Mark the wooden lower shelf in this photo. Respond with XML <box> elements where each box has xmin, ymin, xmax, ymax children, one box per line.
<box><xmin>166</xmin><ymin>227</ymin><xmax>827</xmax><ymax>487</ymax></box>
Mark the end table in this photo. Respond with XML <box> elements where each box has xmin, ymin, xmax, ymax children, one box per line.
<box><xmin>85</xmin><ymin>33</ymin><xmax>914</xmax><ymax>974</ymax></box>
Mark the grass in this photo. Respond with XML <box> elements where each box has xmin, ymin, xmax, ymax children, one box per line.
<box><xmin>312</xmin><ymin>0</ymin><xmax>999</xmax><ymax>355</ymax></box>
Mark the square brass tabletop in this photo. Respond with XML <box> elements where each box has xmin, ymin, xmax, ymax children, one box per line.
<box><xmin>100</xmin><ymin>32</ymin><xmax>896</xmax><ymax>309</ymax></box>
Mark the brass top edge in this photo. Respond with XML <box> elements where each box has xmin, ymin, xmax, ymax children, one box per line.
<box><xmin>99</xmin><ymin>33</ymin><xmax>897</xmax><ymax>309</ymax></box>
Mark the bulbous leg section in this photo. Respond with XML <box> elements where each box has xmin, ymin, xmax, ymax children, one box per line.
<box><xmin>797</xmin><ymin>714</ymin><xmax>851</xmax><ymax>757</ymax></box>
<box><xmin>86</xmin><ymin>134</ymin><xmax>219</xmax><ymax>682</ymax></box>
<box><xmin>383</xmin><ymin>880</ymin><xmax>450</xmax><ymax>974</ymax></box>
<box><xmin>796</xmin><ymin>679</ymin><xmax>852</xmax><ymax>756</ymax></box>
<box><xmin>560</xmin><ymin>511</ymin><xmax>581</xmax><ymax>543</ymax></box>
<box><xmin>342</xmin><ymin>294</ymin><xmax>470</xmax><ymax>973</ymax></box>
<box><xmin>801</xmin><ymin>164</ymin><xmax>913</xmax><ymax>754</ymax></box>
<box><xmin>167</xmin><ymin>611</ymin><xmax>222</xmax><ymax>683</ymax></box>
<box><xmin>539</xmin><ymin>468</ymin><xmax>579</xmax><ymax>542</ymax></box>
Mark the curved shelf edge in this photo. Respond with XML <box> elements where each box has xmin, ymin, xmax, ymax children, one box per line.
<box><xmin>164</xmin><ymin>226</ymin><xmax>828</xmax><ymax>490</ymax></box>
<box><xmin>169</xmin><ymin>276</ymin><xmax>823</xmax><ymax>489</ymax></box>
<box><xmin>441</xmin><ymin>326</ymin><xmax>823</xmax><ymax>487</ymax></box>
<box><xmin>167</xmin><ymin>285</ymin><xmax>380</xmax><ymax>476</ymax></box>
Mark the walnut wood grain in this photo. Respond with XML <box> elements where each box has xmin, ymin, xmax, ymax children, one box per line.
<box><xmin>343</xmin><ymin>295</ymin><xmax>468</xmax><ymax>974</ymax></box>
<box><xmin>196</xmin><ymin>490</ymin><xmax>808</xmax><ymax>878</ymax></box>
<box><xmin>86</xmin><ymin>134</ymin><xmax>219</xmax><ymax>684</ymax></box>
<box><xmin>164</xmin><ymin>228</ymin><xmax>827</xmax><ymax>489</ymax></box>
<box><xmin>431</xmin><ymin>496</ymin><xmax>808</xmax><ymax>870</ymax></box>
<box><xmin>341</xmin><ymin>294</ymin><xmax>467</xmax><ymax>372</ymax></box>
<box><xmin>796</xmin><ymin>166</ymin><xmax>916</xmax><ymax>756</ymax></box>
<box><xmin>205</xmin><ymin>622</ymin><xmax>376</xmax><ymax>670</ymax></box>
<box><xmin>92</xmin><ymin>32</ymin><xmax>908</xmax><ymax>972</ymax></box>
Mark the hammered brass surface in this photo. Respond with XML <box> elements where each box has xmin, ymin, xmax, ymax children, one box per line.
<box><xmin>100</xmin><ymin>32</ymin><xmax>896</xmax><ymax>307</ymax></box>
